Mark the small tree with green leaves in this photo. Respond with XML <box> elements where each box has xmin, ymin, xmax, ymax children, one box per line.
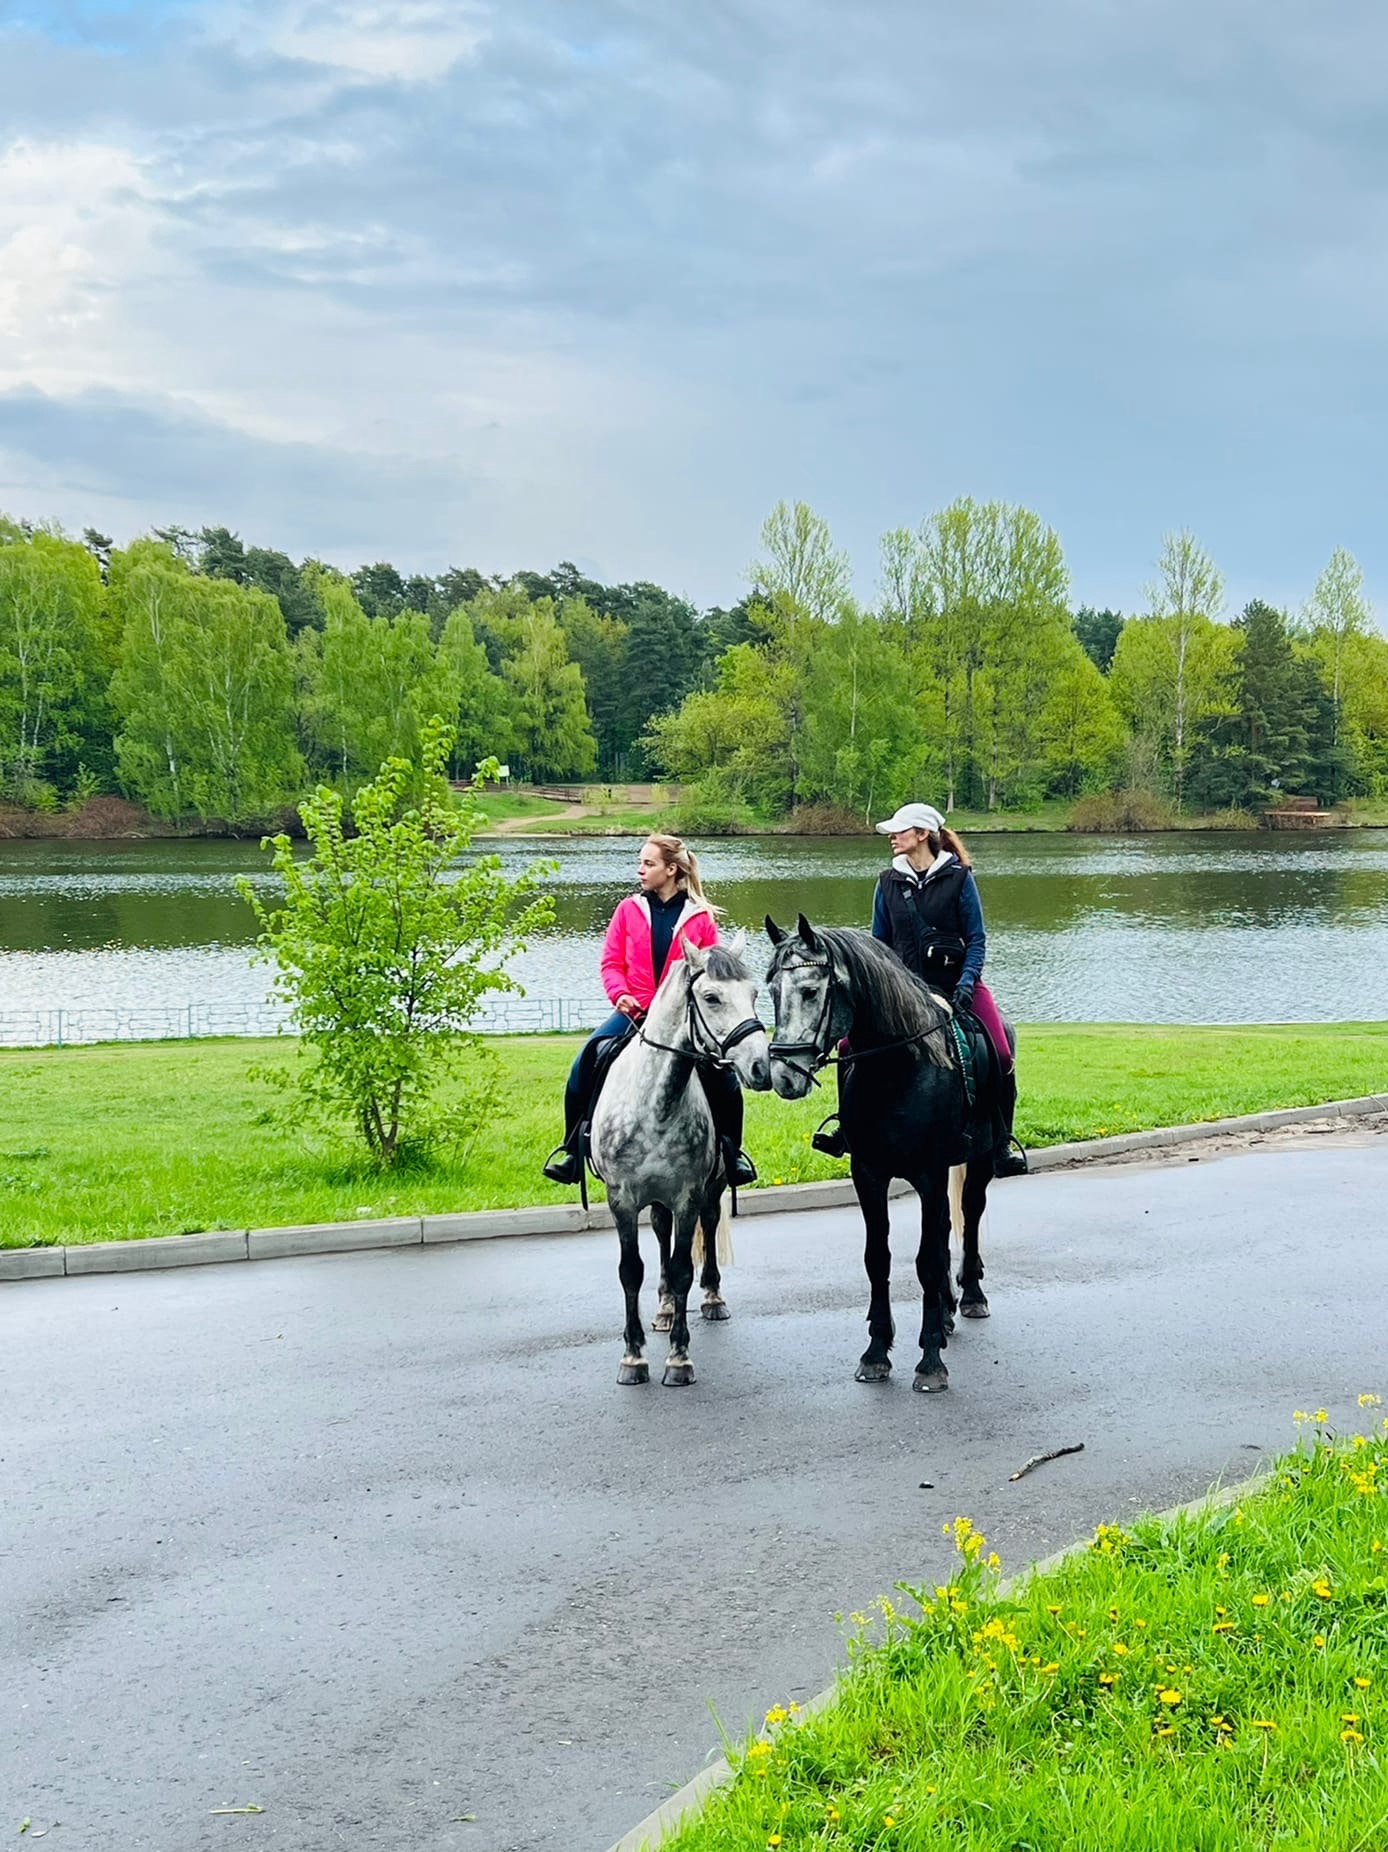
<box><xmin>241</xmin><ymin>721</ymin><xmax>554</xmax><ymax>1166</ymax></box>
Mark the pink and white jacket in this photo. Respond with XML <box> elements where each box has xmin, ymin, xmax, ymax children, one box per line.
<box><xmin>599</xmin><ymin>895</ymin><xmax>719</xmax><ymax>1011</ymax></box>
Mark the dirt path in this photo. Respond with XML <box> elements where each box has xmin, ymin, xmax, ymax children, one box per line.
<box><xmin>1072</xmin><ymin>1109</ymin><xmax>1388</xmax><ymax>1171</ymax></box>
<box><xmin>487</xmin><ymin>802</ymin><xmax>591</xmax><ymax>834</ymax></box>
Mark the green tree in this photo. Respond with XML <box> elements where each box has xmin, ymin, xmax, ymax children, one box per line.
<box><xmin>798</xmin><ymin>606</ymin><xmax>927</xmax><ymax>820</ymax></box>
<box><xmin>557</xmin><ymin>595</ymin><xmax>630</xmax><ymax>773</ymax></box>
<box><xmin>1188</xmin><ymin>602</ymin><xmax>1311</xmax><ymax>811</ymax></box>
<box><xmin>1143</xmin><ymin>531</ymin><xmax>1227</xmax><ymax>805</ymax></box>
<box><xmin>240</xmin><ymin>725</ymin><xmax>554</xmax><ymax>1166</ymax></box>
<box><xmin>298</xmin><ymin>572</ymin><xmax>458</xmax><ymax>789</ymax></box>
<box><xmin>1109</xmin><ymin>608</ymin><xmax>1237</xmax><ymax>807</ymax></box>
<box><xmin>110</xmin><ymin>546</ymin><xmax>302</xmax><ymax>824</ymax></box>
<box><xmin>1037</xmin><ymin>648</ymin><xmax>1125</xmax><ymax>796</ymax></box>
<box><xmin>642</xmin><ymin>642</ymin><xmax>794</xmax><ymax>814</ymax></box>
<box><xmin>437</xmin><ymin>606</ymin><xmax>515</xmax><ymax>777</ymax></box>
<box><xmin>1072</xmin><ymin>607</ymin><xmax>1123</xmax><ymax>673</ymax></box>
<box><xmin>0</xmin><ymin>527</ymin><xmax>107</xmax><ymax>799</ymax></box>
<box><xmin>500</xmin><ymin>601</ymin><xmax>597</xmax><ymax>781</ymax></box>
<box><xmin>1303</xmin><ymin>548</ymin><xmax>1371</xmax><ymax>781</ymax></box>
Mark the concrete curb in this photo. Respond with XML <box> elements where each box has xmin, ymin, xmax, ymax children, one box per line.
<box><xmin>4</xmin><ymin>1093</ymin><xmax>1385</xmax><ymax>1285</ymax></box>
<box><xmin>602</xmin><ymin>1474</ymin><xmax>1263</xmax><ymax>1851</ymax></box>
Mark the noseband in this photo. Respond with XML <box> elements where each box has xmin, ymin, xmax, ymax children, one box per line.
<box><xmin>766</xmin><ymin>955</ymin><xmax>837</xmax><ymax>1085</ymax></box>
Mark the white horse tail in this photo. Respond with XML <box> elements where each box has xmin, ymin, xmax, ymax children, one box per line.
<box><xmin>692</xmin><ymin>1197</ymin><xmax>734</xmax><ymax>1269</ymax></box>
<box><xmin>948</xmin><ymin>1163</ymin><xmax>966</xmax><ymax>1241</ymax></box>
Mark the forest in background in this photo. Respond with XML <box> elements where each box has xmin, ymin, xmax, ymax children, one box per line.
<box><xmin>1</xmin><ymin>501</ymin><xmax>1385</xmax><ymax>832</ymax></box>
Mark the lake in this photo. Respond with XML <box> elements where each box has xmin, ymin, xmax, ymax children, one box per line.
<box><xmin>2</xmin><ymin>830</ymin><xmax>1387</xmax><ymax>1041</ymax></box>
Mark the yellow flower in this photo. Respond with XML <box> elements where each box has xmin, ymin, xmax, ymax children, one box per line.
<box><xmin>1342</xmin><ymin>1727</ymin><xmax>1365</xmax><ymax>1745</ymax></box>
<box><xmin>1112</xmin><ymin>1642</ymin><xmax>1130</xmax><ymax>1656</ymax></box>
<box><xmin>1155</xmin><ymin>1725</ymin><xmax>1175</xmax><ymax>1738</ymax></box>
<box><xmin>1358</xmin><ymin>1393</ymin><xmax>1382</xmax><ymax>1407</ymax></box>
<box><xmin>767</xmin><ymin>1837</ymin><xmax>782</xmax><ymax>1848</ymax></box>
<box><xmin>1354</xmin><ymin>1677</ymin><xmax>1372</xmax><ymax>1689</ymax></box>
<box><xmin>1098</xmin><ymin>1672</ymin><xmax>1118</xmax><ymax>1687</ymax></box>
<box><xmin>1040</xmin><ymin>1661</ymin><xmax>1059</xmax><ymax>1675</ymax></box>
<box><xmin>1158</xmin><ymin>1688</ymin><xmax>1182</xmax><ymax>1707</ymax></box>
<box><xmin>1314</xmin><ymin>1409</ymin><xmax>1329</xmax><ymax>1423</ymax></box>
<box><xmin>1134</xmin><ymin>1618</ymin><xmax>1147</xmax><ymax>1629</ymax></box>
<box><xmin>1212</xmin><ymin>1621</ymin><xmax>1235</xmax><ymax>1633</ymax></box>
<box><xmin>825</xmin><ymin>1806</ymin><xmax>840</xmax><ymax>1824</ymax></box>
<box><xmin>1341</xmin><ymin>1713</ymin><xmax>1360</xmax><ymax>1724</ymax></box>
<box><xmin>1046</xmin><ymin>1604</ymin><xmax>1063</xmax><ymax>1616</ymax></box>
<box><xmin>764</xmin><ymin>1705</ymin><xmax>789</xmax><ymax>1727</ymax></box>
<box><xmin>747</xmin><ymin>1739</ymin><xmax>772</xmax><ymax>1760</ymax></box>
<box><xmin>772</xmin><ymin>1177</ymin><xmax>784</xmax><ymax>1186</ymax></box>
<box><xmin>925</xmin><ymin>1786</ymin><xmax>937</xmax><ymax>1795</ymax></box>
<box><xmin>1251</xmin><ymin>1594</ymin><xmax>1270</xmax><ymax>1607</ymax></box>
<box><xmin>1314</xmin><ymin>1635</ymin><xmax>1327</xmax><ymax>1649</ymax></box>
<box><xmin>1250</xmin><ymin>1719</ymin><xmax>1277</xmax><ymax>1731</ymax></box>
<box><xmin>1312</xmin><ymin>1577</ymin><xmax>1333</xmax><ymax>1599</ymax></box>
<box><xmin>883</xmin><ymin>1815</ymin><xmax>896</xmax><ymax>1828</ymax></box>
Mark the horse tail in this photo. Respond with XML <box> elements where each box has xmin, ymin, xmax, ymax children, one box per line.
<box><xmin>692</xmin><ymin>1197</ymin><xmax>734</xmax><ymax>1269</ymax></box>
<box><xmin>948</xmin><ymin>1163</ymin><xmax>966</xmax><ymax>1241</ymax></box>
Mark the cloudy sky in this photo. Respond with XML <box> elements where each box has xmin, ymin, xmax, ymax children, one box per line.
<box><xmin>2</xmin><ymin>0</ymin><xmax>1386</xmax><ymax>616</ymax></box>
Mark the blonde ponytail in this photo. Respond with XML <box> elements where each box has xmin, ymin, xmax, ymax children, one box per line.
<box><xmin>645</xmin><ymin>834</ymin><xmax>724</xmax><ymax>916</ymax></box>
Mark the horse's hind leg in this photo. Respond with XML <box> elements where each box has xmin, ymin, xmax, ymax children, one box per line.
<box><xmin>913</xmin><ymin>1168</ymin><xmax>953</xmax><ymax>1393</ymax></box>
<box><xmin>651</xmin><ymin>1203</ymin><xmax>675</xmax><ymax>1332</ymax></box>
<box><xmin>662</xmin><ymin>1206</ymin><xmax>698</xmax><ymax>1387</ymax></box>
<box><xmin>698</xmin><ymin>1183</ymin><xmax>730</xmax><ymax>1321</ymax></box>
<box><xmin>615</xmin><ymin>1203</ymin><xmax>649</xmax><ymax>1386</ymax></box>
<box><xmin>853</xmin><ymin>1162</ymin><xmax>895</xmax><ymax>1384</ymax></box>
<box><xmin>957</xmin><ymin>1157</ymin><xmax>991</xmax><ymax>1319</ymax></box>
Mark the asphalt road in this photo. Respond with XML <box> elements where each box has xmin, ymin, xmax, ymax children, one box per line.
<box><xmin>5</xmin><ymin>1140</ymin><xmax>1387</xmax><ymax>1852</ymax></box>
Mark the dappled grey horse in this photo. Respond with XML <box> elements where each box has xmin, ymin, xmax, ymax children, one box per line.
<box><xmin>589</xmin><ymin>940</ymin><xmax>771</xmax><ymax>1387</ymax></box>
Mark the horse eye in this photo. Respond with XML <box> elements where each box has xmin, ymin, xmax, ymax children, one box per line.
<box><xmin>703</xmin><ymin>992</ymin><xmax>721</xmax><ymax>1006</ymax></box>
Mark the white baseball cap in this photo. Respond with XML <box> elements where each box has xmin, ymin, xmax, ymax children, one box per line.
<box><xmin>875</xmin><ymin>802</ymin><xmax>944</xmax><ymax>836</ymax></box>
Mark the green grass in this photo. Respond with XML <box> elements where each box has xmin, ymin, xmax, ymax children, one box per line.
<box><xmin>665</xmin><ymin>1413</ymin><xmax>1388</xmax><ymax>1851</ymax></box>
<box><xmin>1</xmin><ymin>1023</ymin><xmax>1385</xmax><ymax>1247</ymax></box>
<box><xmin>469</xmin><ymin>790</ymin><xmax>575</xmax><ymax>824</ymax></box>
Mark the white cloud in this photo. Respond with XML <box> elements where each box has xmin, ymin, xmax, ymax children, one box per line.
<box><xmin>216</xmin><ymin>0</ymin><xmax>487</xmax><ymax>83</ymax></box>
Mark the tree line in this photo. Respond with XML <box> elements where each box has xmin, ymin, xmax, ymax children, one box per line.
<box><xmin>1</xmin><ymin>503</ymin><xmax>1384</xmax><ymax>829</ymax></box>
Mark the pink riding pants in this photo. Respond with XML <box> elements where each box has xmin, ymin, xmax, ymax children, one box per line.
<box><xmin>963</xmin><ymin>981</ymin><xmax>1013</xmax><ymax>1074</ymax></box>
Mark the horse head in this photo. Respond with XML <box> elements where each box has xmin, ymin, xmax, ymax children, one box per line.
<box><xmin>763</xmin><ymin>913</ymin><xmax>841</xmax><ymax>1099</ymax></box>
<box><xmin>682</xmin><ymin>940</ymin><xmax>771</xmax><ymax>1091</ymax></box>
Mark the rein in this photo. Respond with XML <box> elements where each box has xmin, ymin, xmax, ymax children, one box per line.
<box><xmin>637</xmin><ymin>973</ymin><xmax>762</xmax><ymax>1071</ymax></box>
<box><xmin>768</xmin><ymin>951</ymin><xmax>953</xmax><ymax>1086</ymax></box>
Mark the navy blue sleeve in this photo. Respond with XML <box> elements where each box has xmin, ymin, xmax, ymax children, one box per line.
<box><xmin>871</xmin><ymin>878</ymin><xmax>892</xmax><ymax>945</ymax></box>
<box><xmin>956</xmin><ymin>871</ymin><xmax>986</xmax><ymax>992</ymax></box>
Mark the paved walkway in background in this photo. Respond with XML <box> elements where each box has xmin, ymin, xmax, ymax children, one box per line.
<box><xmin>5</xmin><ymin>1140</ymin><xmax>1387</xmax><ymax>1852</ymax></box>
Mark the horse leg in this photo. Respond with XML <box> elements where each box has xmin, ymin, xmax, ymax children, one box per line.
<box><xmin>698</xmin><ymin>1181</ymin><xmax>730</xmax><ymax>1321</ymax></box>
<box><xmin>662</xmin><ymin>1205</ymin><xmax>698</xmax><ymax>1386</ymax></box>
<box><xmin>615</xmin><ymin>1202</ymin><xmax>649</xmax><ymax>1386</ymax></box>
<box><xmin>957</xmin><ymin>1156</ymin><xmax>991</xmax><ymax>1319</ymax></box>
<box><xmin>650</xmin><ymin>1203</ymin><xmax>675</xmax><ymax>1332</ymax></box>
<box><xmin>913</xmin><ymin>1169</ymin><xmax>953</xmax><ymax>1393</ymax></box>
<box><xmin>853</xmin><ymin>1161</ymin><xmax>895</xmax><ymax>1384</ymax></box>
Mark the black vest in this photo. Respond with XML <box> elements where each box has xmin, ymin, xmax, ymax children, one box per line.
<box><xmin>878</xmin><ymin>862</ymin><xmax>968</xmax><ymax>982</ymax></box>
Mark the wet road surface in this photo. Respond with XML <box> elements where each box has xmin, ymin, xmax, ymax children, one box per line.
<box><xmin>4</xmin><ymin>1140</ymin><xmax>1386</xmax><ymax>1851</ymax></box>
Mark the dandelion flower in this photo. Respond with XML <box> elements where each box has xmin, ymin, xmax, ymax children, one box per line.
<box><xmin>1250</xmin><ymin>1719</ymin><xmax>1277</xmax><ymax>1731</ymax></box>
<box><xmin>1159</xmin><ymin>1688</ymin><xmax>1182</xmax><ymax>1707</ymax></box>
<box><xmin>1358</xmin><ymin>1393</ymin><xmax>1382</xmax><ymax>1407</ymax></box>
<box><xmin>1314</xmin><ymin>1635</ymin><xmax>1327</xmax><ymax>1649</ymax></box>
<box><xmin>1354</xmin><ymin>1677</ymin><xmax>1371</xmax><ymax>1690</ymax></box>
<box><xmin>1251</xmin><ymin>1594</ymin><xmax>1270</xmax><ymax>1607</ymax></box>
<box><xmin>768</xmin><ymin>1837</ymin><xmax>782</xmax><ymax>1848</ymax></box>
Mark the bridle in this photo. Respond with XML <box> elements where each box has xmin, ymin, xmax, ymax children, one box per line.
<box><xmin>638</xmin><ymin>968</ymin><xmax>764</xmax><ymax>1070</ymax></box>
<box><xmin>767</xmin><ymin>947</ymin><xmax>954</xmax><ymax>1087</ymax></box>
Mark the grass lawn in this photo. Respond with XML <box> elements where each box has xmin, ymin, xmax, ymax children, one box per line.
<box><xmin>1</xmin><ymin>1023</ymin><xmax>1385</xmax><ymax>1247</ymax></box>
<box><xmin>664</xmin><ymin>1412</ymin><xmax>1388</xmax><ymax>1851</ymax></box>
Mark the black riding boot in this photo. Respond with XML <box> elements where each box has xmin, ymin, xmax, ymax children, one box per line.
<box><xmin>992</xmin><ymin>1064</ymin><xmax>1028</xmax><ymax>1177</ymax></box>
<box><xmin>811</xmin><ymin>1116</ymin><xmax>849</xmax><ymax>1158</ymax></box>
<box><xmin>542</xmin><ymin>1082</ymin><xmax>586</xmax><ymax>1185</ymax></box>
<box><xmin>700</xmin><ymin>1065</ymin><xmax>757</xmax><ymax>1187</ymax></box>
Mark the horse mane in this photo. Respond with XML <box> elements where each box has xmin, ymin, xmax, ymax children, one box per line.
<box><xmin>782</xmin><ymin>925</ymin><xmax>954</xmax><ymax>1069</ymax></box>
<box><xmin>704</xmin><ymin>944</ymin><xmax>750</xmax><ymax>981</ymax></box>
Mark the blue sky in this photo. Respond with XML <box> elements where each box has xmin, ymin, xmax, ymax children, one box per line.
<box><xmin>2</xmin><ymin>0</ymin><xmax>1386</xmax><ymax>617</ymax></box>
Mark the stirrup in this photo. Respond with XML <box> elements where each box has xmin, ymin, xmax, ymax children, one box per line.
<box><xmin>542</xmin><ymin>1143</ymin><xmax>583</xmax><ymax>1186</ymax></box>
<box><xmin>811</xmin><ymin>1114</ymin><xmax>850</xmax><ymax>1159</ymax></box>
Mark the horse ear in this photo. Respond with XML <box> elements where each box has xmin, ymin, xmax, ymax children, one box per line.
<box><xmin>797</xmin><ymin>912</ymin><xmax>819</xmax><ymax>951</ymax></box>
<box><xmin>764</xmin><ymin>915</ymin><xmax>786</xmax><ymax>945</ymax></box>
<box><xmin>725</xmin><ymin>929</ymin><xmax>747</xmax><ymax>960</ymax></box>
<box><xmin>683</xmin><ymin>940</ymin><xmax>709</xmax><ymax>974</ymax></box>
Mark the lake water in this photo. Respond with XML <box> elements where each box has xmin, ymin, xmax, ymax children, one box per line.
<box><xmin>2</xmin><ymin>830</ymin><xmax>1387</xmax><ymax>1040</ymax></box>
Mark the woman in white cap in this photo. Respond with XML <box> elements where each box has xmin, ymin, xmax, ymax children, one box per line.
<box><xmin>821</xmin><ymin>801</ymin><xmax>1026</xmax><ymax>1175</ymax></box>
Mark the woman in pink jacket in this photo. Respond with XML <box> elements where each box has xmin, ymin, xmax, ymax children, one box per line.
<box><xmin>543</xmin><ymin>834</ymin><xmax>756</xmax><ymax>1187</ymax></box>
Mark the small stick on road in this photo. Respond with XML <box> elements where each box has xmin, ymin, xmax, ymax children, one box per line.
<box><xmin>1010</xmin><ymin>1443</ymin><xmax>1085</xmax><ymax>1482</ymax></box>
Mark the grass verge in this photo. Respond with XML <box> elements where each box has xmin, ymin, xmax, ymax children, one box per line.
<box><xmin>1</xmin><ymin>1023</ymin><xmax>1385</xmax><ymax>1247</ymax></box>
<box><xmin>664</xmin><ymin>1411</ymin><xmax>1388</xmax><ymax>1852</ymax></box>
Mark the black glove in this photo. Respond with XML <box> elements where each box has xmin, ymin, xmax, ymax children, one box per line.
<box><xmin>952</xmin><ymin>985</ymin><xmax>975</xmax><ymax>1014</ymax></box>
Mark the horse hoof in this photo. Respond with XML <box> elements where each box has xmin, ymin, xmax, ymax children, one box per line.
<box><xmin>617</xmin><ymin>1361</ymin><xmax>649</xmax><ymax>1386</ymax></box>
<box><xmin>913</xmin><ymin>1367</ymin><xmax>950</xmax><ymax>1393</ymax></box>
<box><xmin>961</xmin><ymin>1297</ymin><xmax>990</xmax><ymax>1320</ymax></box>
<box><xmin>662</xmin><ymin>1363</ymin><xmax>695</xmax><ymax>1387</ymax></box>
<box><xmin>701</xmin><ymin>1298</ymin><xmax>731</xmax><ymax>1322</ymax></box>
<box><xmin>855</xmin><ymin>1360</ymin><xmax>893</xmax><ymax>1384</ymax></box>
<box><xmin>651</xmin><ymin>1313</ymin><xmax>673</xmax><ymax>1333</ymax></box>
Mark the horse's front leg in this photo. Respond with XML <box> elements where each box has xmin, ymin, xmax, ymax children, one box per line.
<box><xmin>662</xmin><ymin>1203</ymin><xmax>698</xmax><ymax>1386</ymax></box>
<box><xmin>913</xmin><ymin>1167</ymin><xmax>953</xmax><ymax>1393</ymax></box>
<box><xmin>650</xmin><ymin>1203</ymin><xmax>675</xmax><ymax>1332</ymax></box>
<box><xmin>698</xmin><ymin>1182</ymin><xmax>729</xmax><ymax>1322</ymax></box>
<box><xmin>614</xmin><ymin>1199</ymin><xmax>649</xmax><ymax>1386</ymax></box>
<box><xmin>957</xmin><ymin>1156</ymin><xmax>991</xmax><ymax>1319</ymax></box>
<box><xmin>853</xmin><ymin>1160</ymin><xmax>895</xmax><ymax>1384</ymax></box>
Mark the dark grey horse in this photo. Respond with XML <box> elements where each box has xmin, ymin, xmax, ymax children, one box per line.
<box><xmin>589</xmin><ymin>939</ymin><xmax>771</xmax><ymax>1387</ymax></box>
<box><xmin>764</xmin><ymin>914</ymin><xmax>1009</xmax><ymax>1394</ymax></box>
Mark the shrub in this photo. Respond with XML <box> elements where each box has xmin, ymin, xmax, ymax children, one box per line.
<box><xmin>787</xmin><ymin>803</ymin><xmax>863</xmax><ymax>836</ymax></box>
<box><xmin>1069</xmin><ymin>790</ymin><xmax>1180</xmax><ymax>832</ymax></box>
